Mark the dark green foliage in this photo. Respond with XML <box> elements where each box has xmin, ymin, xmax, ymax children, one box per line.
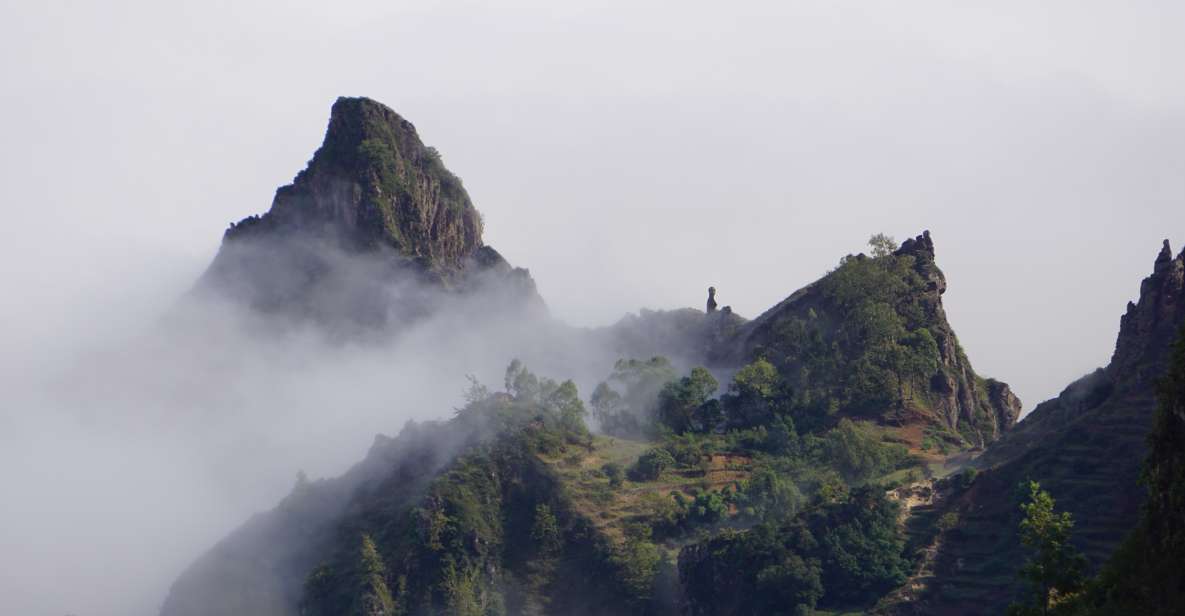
<box><xmin>749</xmin><ymin>246</ymin><xmax>957</xmax><ymax>424</ymax></box>
<box><xmin>1141</xmin><ymin>325</ymin><xmax>1185</xmax><ymax>584</ymax></box>
<box><xmin>628</xmin><ymin>448</ymin><xmax>675</xmax><ymax>481</ymax></box>
<box><xmin>613</xmin><ymin>529</ymin><xmax>664</xmax><ymax>601</ymax></box>
<box><xmin>814</xmin><ymin>486</ymin><xmax>909</xmax><ymax>605</ymax></box>
<box><xmin>685</xmin><ymin>489</ymin><xmax>729</xmax><ymax>524</ymax></box>
<box><xmin>681</xmin><ymin>523</ymin><xmax>823</xmax><ymax>616</ymax></box>
<box><xmin>764</xmin><ymin>415</ymin><xmax>800</xmax><ymax>455</ymax></box>
<box><xmin>656</xmin><ymin>367</ymin><xmax>718</xmax><ymax>433</ymax></box>
<box><xmin>601</xmin><ymin>462</ymin><xmax>624</xmax><ymax>488</ymax></box>
<box><xmin>820</xmin><ymin>418</ymin><xmax>911</xmax><ymax>483</ymax></box>
<box><xmin>737</xmin><ymin>466</ymin><xmax>804</xmax><ymax>521</ymax></box>
<box><xmin>680</xmin><ymin>486</ymin><xmax>906</xmax><ymax>613</ymax></box>
<box><xmin>721</xmin><ymin>358</ymin><xmax>788</xmax><ymax>429</ymax></box>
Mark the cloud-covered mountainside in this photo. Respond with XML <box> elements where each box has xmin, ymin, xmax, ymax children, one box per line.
<box><xmin>152</xmin><ymin>97</ymin><xmax>1064</xmax><ymax>616</ymax></box>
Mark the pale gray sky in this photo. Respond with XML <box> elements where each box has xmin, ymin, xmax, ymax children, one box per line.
<box><xmin>2</xmin><ymin>3</ymin><xmax>1184</xmax><ymax>615</ymax></box>
<box><xmin>3</xmin><ymin>1</ymin><xmax>1184</xmax><ymax>406</ymax></box>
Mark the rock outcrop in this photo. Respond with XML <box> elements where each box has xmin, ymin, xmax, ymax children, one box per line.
<box><xmin>1110</xmin><ymin>239</ymin><xmax>1185</xmax><ymax>383</ymax></box>
<box><xmin>893</xmin><ymin>231</ymin><xmax>1021</xmax><ymax>441</ymax></box>
<box><xmin>197</xmin><ymin>97</ymin><xmax>541</xmax><ymax>327</ymax></box>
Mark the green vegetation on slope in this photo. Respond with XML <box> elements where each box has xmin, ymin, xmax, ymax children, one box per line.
<box><xmin>738</xmin><ymin>232</ymin><xmax>1019</xmax><ymax>446</ymax></box>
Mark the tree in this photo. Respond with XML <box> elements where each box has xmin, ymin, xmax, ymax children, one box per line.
<box><xmin>733</xmin><ymin>358</ymin><xmax>779</xmax><ymax>398</ymax></box>
<box><xmin>590</xmin><ymin>382</ymin><xmax>625</xmax><ymax>429</ymax></box>
<box><xmin>505</xmin><ymin>359</ymin><xmax>540</xmax><ymax>401</ymax></box>
<box><xmin>545</xmin><ymin>379</ymin><xmax>588</xmax><ymax>435</ymax></box>
<box><xmin>629</xmin><ymin>448</ymin><xmax>676</xmax><ymax>481</ymax></box>
<box><xmin>1008</xmin><ymin>482</ymin><xmax>1086</xmax><ymax>615</ymax></box>
<box><xmin>657</xmin><ymin>367</ymin><xmax>719</xmax><ymax>433</ymax></box>
<box><xmin>592</xmin><ymin>357</ymin><xmax>678</xmax><ymax>437</ymax></box>
<box><xmin>868</xmin><ymin>233</ymin><xmax>899</xmax><ymax>258</ymax></box>
<box><xmin>742</xmin><ymin>466</ymin><xmax>804</xmax><ymax>520</ymax></box>
<box><xmin>815</xmin><ymin>486</ymin><xmax>908</xmax><ymax>604</ymax></box>
<box><xmin>722</xmin><ymin>358</ymin><xmax>784</xmax><ymax>428</ymax></box>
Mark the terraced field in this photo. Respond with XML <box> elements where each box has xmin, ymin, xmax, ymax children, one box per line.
<box><xmin>538</xmin><ymin>436</ymin><xmax>753</xmax><ymax>545</ymax></box>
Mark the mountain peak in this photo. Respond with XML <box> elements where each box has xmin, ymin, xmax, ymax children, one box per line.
<box><xmin>198</xmin><ymin>97</ymin><xmax>541</xmax><ymax>325</ymax></box>
<box><xmin>224</xmin><ymin>96</ymin><xmax>483</xmax><ymax>271</ymax></box>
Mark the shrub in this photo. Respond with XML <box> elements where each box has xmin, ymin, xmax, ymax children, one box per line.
<box><xmin>629</xmin><ymin>448</ymin><xmax>675</xmax><ymax>481</ymax></box>
<box><xmin>602</xmin><ymin>462</ymin><xmax>625</xmax><ymax>488</ymax></box>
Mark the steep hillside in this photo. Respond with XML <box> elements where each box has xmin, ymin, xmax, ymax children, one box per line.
<box><xmin>883</xmin><ymin>240</ymin><xmax>1185</xmax><ymax>615</ymax></box>
<box><xmin>730</xmin><ymin>231</ymin><xmax>1020</xmax><ymax>447</ymax></box>
<box><xmin>160</xmin><ymin>421</ymin><xmax>481</xmax><ymax>616</ymax></box>
<box><xmin>1068</xmin><ymin>323</ymin><xmax>1185</xmax><ymax>615</ymax></box>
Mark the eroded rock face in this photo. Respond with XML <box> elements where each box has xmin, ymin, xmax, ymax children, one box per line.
<box><xmin>895</xmin><ymin>231</ymin><xmax>1021</xmax><ymax>443</ymax></box>
<box><xmin>226</xmin><ymin>97</ymin><xmax>483</xmax><ymax>268</ymax></box>
<box><xmin>1110</xmin><ymin>239</ymin><xmax>1185</xmax><ymax>385</ymax></box>
<box><xmin>197</xmin><ymin>97</ymin><xmax>542</xmax><ymax>328</ymax></box>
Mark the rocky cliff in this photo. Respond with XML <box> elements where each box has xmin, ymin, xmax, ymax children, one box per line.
<box><xmin>888</xmin><ymin>239</ymin><xmax>1185</xmax><ymax>616</ymax></box>
<box><xmin>197</xmin><ymin>97</ymin><xmax>540</xmax><ymax>326</ymax></box>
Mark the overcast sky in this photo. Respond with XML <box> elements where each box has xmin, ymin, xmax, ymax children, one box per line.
<box><xmin>3</xmin><ymin>1</ymin><xmax>1184</xmax><ymax>407</ymax></box>
<box><xmin>2</xmin><ymin>2</ymin><xmax>1184</xmax><ymax>615</ymax></box>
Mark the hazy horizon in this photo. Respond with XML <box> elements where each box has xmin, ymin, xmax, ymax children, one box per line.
<box><xmin>2</xmin><ymin>2</ymin><xmax>1184</xmax><ymax>615</ymax></box>
<box><xmin>3</xmin><ymin>2</ymin><xmax>1184</xmax><ymax>409</ymax></box>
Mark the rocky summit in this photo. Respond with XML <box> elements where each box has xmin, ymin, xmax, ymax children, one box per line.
<box><xmin>197</xmin><ymin>97</ymin><xmax>540</xmax><ymax>326</ymax></box>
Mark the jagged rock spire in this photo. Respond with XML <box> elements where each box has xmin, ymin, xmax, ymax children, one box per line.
<box><xmin>1111</xmin><ymin>238</ymin><xmax>1185</xmax><ymax>383</ymax></box>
